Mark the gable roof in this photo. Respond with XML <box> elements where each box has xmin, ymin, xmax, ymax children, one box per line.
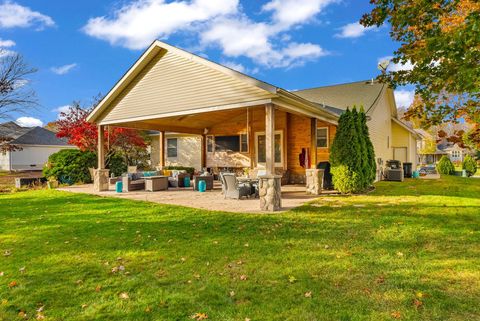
<box><xmin>293</xmin><ymin>80</ymin><xmax>395</xmax><ymax>116</ymax></box>
<box><xmin>87</xmin><ymin>40</ymin><xmax>339</xmax><ymax>125</ymax></box>
<box><xmin>0</xmin><ymin>122</ymin><xmax>71</xmax><ymax>146</ymax></box>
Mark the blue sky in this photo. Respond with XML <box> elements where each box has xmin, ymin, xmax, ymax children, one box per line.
<box><xmin>0</xmin><ymin>0</ymin><xmax>414</xmax><ymax>127</ymax></box>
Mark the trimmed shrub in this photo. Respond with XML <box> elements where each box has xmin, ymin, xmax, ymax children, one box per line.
<box><xmin>330</xmin><ymin>108</ymin><xmax>376</xmax><ymax>193</ymax></box>
<box><xmin>331</xmin><ymin>165</ymin><xmax>362</xmax><ymax>194</ymax></box>
<box><xmin>43</xmin><ymin>149</ymin><xmax>97</xmax><ymax>184</ymax></box>
<box><xmin>163</xmin><ymin>166</ymin><xmax>195</xmax><ymax>175</ymax></box>
<box><xmin>462</xmin><ymin>155</ymin><xmax>478</xmax><ymax>177</ymax></box>
<box><xmin>436</xmin><ymin>155</ymin><xmax>455</xmax><ymax>175</ymax></box>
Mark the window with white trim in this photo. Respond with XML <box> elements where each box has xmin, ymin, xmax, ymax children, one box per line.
<box><xmin>316</xmin><ymin>127</ymin><xmax>328</xmax><ymax>148</ymax></box>
<box><xmin>255</xmin><ymin>131</ymin><xmax>283</xmax><ymax>166</ymax></box>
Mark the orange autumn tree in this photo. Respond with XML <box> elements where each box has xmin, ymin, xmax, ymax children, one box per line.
<box><xmin>361</xmin><ymin>0</ymin><xmax>480</xmax><ymax>148</ymax></box>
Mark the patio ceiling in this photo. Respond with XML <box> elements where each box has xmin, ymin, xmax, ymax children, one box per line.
<box><xmin>109</xmin><ymin>107</ymin><xmax>251</xmax><ymax>135</ymax></box>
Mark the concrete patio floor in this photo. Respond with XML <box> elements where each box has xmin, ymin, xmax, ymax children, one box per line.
<box><xmin>58</xmin><ymin>182</ymin><xmax>322</xmax><ymax>213</ymax></box>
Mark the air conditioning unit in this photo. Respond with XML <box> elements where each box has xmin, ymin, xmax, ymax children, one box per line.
<box><xmin>384</xmin><ymin>160</ymin><xmax>404</xmax><ymax>182</ymax></box>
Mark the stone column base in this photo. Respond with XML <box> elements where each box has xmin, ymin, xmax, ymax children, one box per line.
<box><xmin>306</xmin><ymin>169</ymin><xmax>324</xmax><ymax>195</ymax></box>
<box><xmin>259</xmin><ymin>175</ymin><xmax>282</xmax><ymax>211</ymax></box>
<box><xmin>93</xmin><ymin>169</ymin><xmax>110</xmax><ymax>192</ymax></box>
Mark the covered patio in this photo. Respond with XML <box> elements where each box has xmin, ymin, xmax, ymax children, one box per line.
<box><xmin>59</xmin><ymin>183</ymin><xmax>323</xmax><ymax>213</ymax></box>
<box><xmin>87</xmin><ymin>41</ymin><xmax>338</xmax><ymax>211</ymax></box>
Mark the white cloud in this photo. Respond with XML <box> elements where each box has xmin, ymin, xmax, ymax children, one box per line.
<box><xmin>0</xmin><ymin>38</ymin><xmax>15</xmax><ymax>47</ymax></box>
<box><xmin>52</xmin><ymin>105</ymin><xmax>71</xmax><ymax>114</ymax></box>
<box><xmin>378</xmin><ymin>56</ymin><xmax>414</xmax><ymax>72</ymax></box>
<box><xmin>51</xmin><ymin>63</ymin><xmax>78</xmax><ymax>75</ymax></box>
<box><xmin>83</xmin><ymin>0</ymin><xmax>334</xmax><ymax>69</ymax></box>
<box><xmin>16</xmin><ymin>117</ymin><xmax>43</xmax><ymax>127</ymax></box>
<box><xmin>0</xmin><ymin>1</ymin><xmax>54</xmax><ymax>29</ymax></box>
<box><xmin>83</xmin><ymin>0</ymin><xmax>239</xmax><ymax>50</ymax></box>
<box><xmin>222</xmin><ymin>61</ymin><xmax>246</xmax><ymax>73</ymax></box>
<box><xmin>262</xmin><ymin>0</ymin><xmax>337</xmax><ymax>29</ymax></box>
<box><xmin>335</xmin><ymin>22</ymin><xmax>375</xmax><ymax>38</ymax></box>
<box><xmin>201</xmin><ymin>15</ymin><xmax>327</xmax><ymax>68</ymax></box>
<box><xmin>395</xmin><ymin>89</ymin><xmax>415</xmax><ymax>108</ymax></box>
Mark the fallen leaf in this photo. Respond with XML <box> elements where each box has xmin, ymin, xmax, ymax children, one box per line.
<box><xmin>229</xmin><ymin>290</ymin><xmax>235</xmax><ymax>297</ymax></box>
<box><xmin>8</xmin><ymin>280</ymin><xmax>18</xmax><ymax>288</ymax></box>
<box><xmin>244</xmin><ymin>243</ymin><xmax>249</xmax><ymax>247</ymax></box>
<box><xmin>413</xmin><ymin>299</ymin><xmax>423</xmax><ymax>309</ymax></box>
<box><xmin>391</xmin><ymin>311</ymin><xmax>401</xmax><ymax>319</ymax></box>
<box><xmin>36</xmin><ymin>306</ymin><xmax>44</xmax><ymax>313</ymax></box>
<box><xmin>18</xmin><ymin>311</ymin><xmax>27</xmax><ymax>319</ymax></box>
<box><xmin>119</xmin><ymin>292</ymin><xmax>129</xmax><ymax>300</ymax></box>
<box><xmin>19</xmin><ymin>267</ymin><xmax>25</xmax><ymax>274</ymax></box>
<box><xmin>288</xmin><ymin>276</ymin><xmax>297</xmax><ymax>283</ymax></box>
<box><xmin>0</xmin><ymin>271</ymin><xmax>4</xmax><ymax>276</ymax></box>
<box><xmin>36</xmin><ymin>313</ymin><xmax>45</xmax><ymax>320</ymax></box>
<box><xmin>145</xmin><ymin>306</ymin><xmax>152</xmax><ymax>313</ymax></box>
<box><xmin>4</xmin><ymin>250</ymin><xmax>11</xmax><ymax>256</ymax></box>
<box><xmin>81</xmin><ymin>304</ymin><xmax>88</xmax><ymax>309</ymax></box>
<box><xmin>240</xmin><ymin>275</ymin><xmax>248</xmax><ymax>281</ymax></box>
<box><xmin>75</xmin><ymin>280</ymin><xmax>83</xmax><ymax>285</ymax></box>
<box><xmin>95</xmin><ymin>285</ymin><xmax>102</xmax><ymax>292</ymax></box>
<box><xmin>304</xmin><ymin>291</ymin><xmax>312</xmax><ymax>298</ymax></box>
<box><xmin>191</xmin><ymin>312</ymin><xmax>208</xmax><ymax>320</ymax></box>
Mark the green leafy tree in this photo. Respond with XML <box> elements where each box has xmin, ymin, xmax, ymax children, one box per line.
<box><xmin>359</xmin><ymin>106</ymin><xmax>377</xmax><ymax>184</ymax></box>
<box><xmin>436</xmin><ymin>155</ymin><xmax>455</xmax><ymax>175</ymax></box>
<box><xmin>462</xmin><ymin>155</ymin><xmax>478</xmax><ymax>177</ymax></box>
<box><xmin>361</xmin><ymin>0</ymin><xmax>480</xmax><ymax>147</ymax></box>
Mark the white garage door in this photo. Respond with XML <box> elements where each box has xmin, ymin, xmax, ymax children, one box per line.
<box><xmin>393</xmin><ymin>147</ymin><xmax>408</xmax><ymax>163</ymax></box>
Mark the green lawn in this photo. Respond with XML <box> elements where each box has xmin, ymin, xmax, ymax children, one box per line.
<box><xmin>0</xmin><ymin>176</ymin><xmax>479</xmax><ymax>321</ymax></box>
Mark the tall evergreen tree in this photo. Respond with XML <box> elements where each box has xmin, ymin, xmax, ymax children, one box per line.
<box><xmin>330</xmin><ymin>107</ymin><xmax>377</xmax><ymax>193</ymax></box>
<box><xmin>359</xmin><ymin>106</ymin><xmax>376</xmax><ymax>185</ymax></box>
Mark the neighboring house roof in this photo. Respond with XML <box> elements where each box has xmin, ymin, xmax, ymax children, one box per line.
<box><xmin>0</xmin><ymin>122</ymin><xmax>71</xmax><ymax>146</ymax></box>
<box><xmin>293</xmin><ymin>80</ymin><xmax>393</xmax><ymax>115</ymax></box>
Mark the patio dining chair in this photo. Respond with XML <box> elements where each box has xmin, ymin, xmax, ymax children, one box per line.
<box><xmin>222</xmin><ymin>173</ymin><xmax>252</xmax><ymax>200</ymax></box>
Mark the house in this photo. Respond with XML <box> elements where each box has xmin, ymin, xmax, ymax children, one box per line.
<box><xmin>0</xmin><ymin>122</ymin><xmax>75</xmax><ymax>171</ymax></box>
<box><xmin>293</xmin><ymin>80</ymin><xmax>420</xmax><ymax>176</ymax></box>
<box><xmin>86</xmin><ymin>40</ymin><xmax>419</xmax><ymax>210</ymax></box>
<box><xmin>416</xmin><ymin>128</ymin><xmax>473</xmax><ymax>164</ymax></box>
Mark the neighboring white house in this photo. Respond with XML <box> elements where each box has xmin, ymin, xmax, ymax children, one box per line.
<box><xmin>0</xmin><ymin>122</ymin><xmax>76</xmax><ymax>171</ymax></box>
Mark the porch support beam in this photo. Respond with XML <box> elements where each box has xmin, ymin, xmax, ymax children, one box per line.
<box><xmin>159</xmin><ymin>131</ymin><xmax>166</xmax><ymax>168</ymax></box>
<box><xmin>265</xmin><ymin>103</ymin><xmax>275</xmax><ymax>175</ymax></box>
<box><xmin>201</xmin><ymin>134</ymin><xmax>207</xmax><ymax>169</ymax></box>
<box><xmin>310</xmin><ymin>118</ymin><xmax>317</xmax><ymax>169</ymax></box>
<box><xmin>97</xmin><ymin>125</ymin><xmax>106</xmax><ymax>169</ymax></box>
<box><xmin>104</xmin><ymin>122</ymin><xmax>204</xmax><ymax>135</ymax></box>
<box><xmin>94</xmin><ymin>125</ymin><xmax>109</xmax><ymax>192</ymax></box>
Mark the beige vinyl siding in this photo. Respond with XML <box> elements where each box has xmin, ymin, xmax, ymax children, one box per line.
<box><xmin>99</xmin><ymin>51</ymin><xmax>275</xmax><ymax>123</ymax></box>
<box><xmin>150</xmin><ymin>134</ymin><xmax>202</xmax><ymax>170</ymax></box>
<box><xmin>367</xmin><ymin>92</ymin><xmax>393</xmax><ymax>177</ymax></box>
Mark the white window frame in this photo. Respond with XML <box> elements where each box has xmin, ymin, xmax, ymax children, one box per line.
<box><xmin>316</xmin><ymin>127</ymin><xmax>329</xmax><ymax>148</ymax></box>
<box><xmin>240</xmin><ymin>133</ymin><xmax>249</xmax><ymax>153</ymax></box>
<box><xmin>254</xmin><ymin>130</ymin><xmax>283</xmax><ymax>167</ymax></box>
<box><xmin>167</xmin><ymin>138</ymin><xmax>178</xmax><ymax>158</ymax></box>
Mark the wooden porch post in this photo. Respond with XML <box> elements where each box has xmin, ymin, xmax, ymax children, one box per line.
<box><xmin>159</xmin><ymin>131</ymin><xmax>166</xmax><ymax>168</ymax></box>
<box><xmin>265</xmin><ymin>103</ymin><xmax>275</xmax><ymax>175</ymax></box>
<box><xmin>94</xmin><ymin>124</ymin><xmax>109</xmax><ymax>192</ymax></box>
<box><xmin>201</xmin><ymin>134</ymin><xmax>207</xmax><ymax>169</ymax></box>
<box><xmin>98</xmin><ymin>125</ymin><xmax>105</xmax><ymax>169</ymax></box>
<box><xmin>310</xmin><ymin>118</ymin><xmax>318</xmax><ymax>169</ymax></box>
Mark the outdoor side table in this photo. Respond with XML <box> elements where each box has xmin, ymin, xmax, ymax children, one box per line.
<box><xmin>145</xmin><ymin>176</ymin><xmax>168</xmax><ymax>192</ymax></box>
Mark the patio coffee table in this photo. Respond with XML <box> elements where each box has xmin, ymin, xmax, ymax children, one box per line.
<box><xmin>145</xmin><ymin>176</ymin><xmax>168</xmax><ymax>192</ymax></box>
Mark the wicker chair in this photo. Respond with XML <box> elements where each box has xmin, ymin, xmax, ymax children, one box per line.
<box><xmin>222</xmin><ymin>173</ymin><xmax>252</xmax><ymax>199</ymax></box>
